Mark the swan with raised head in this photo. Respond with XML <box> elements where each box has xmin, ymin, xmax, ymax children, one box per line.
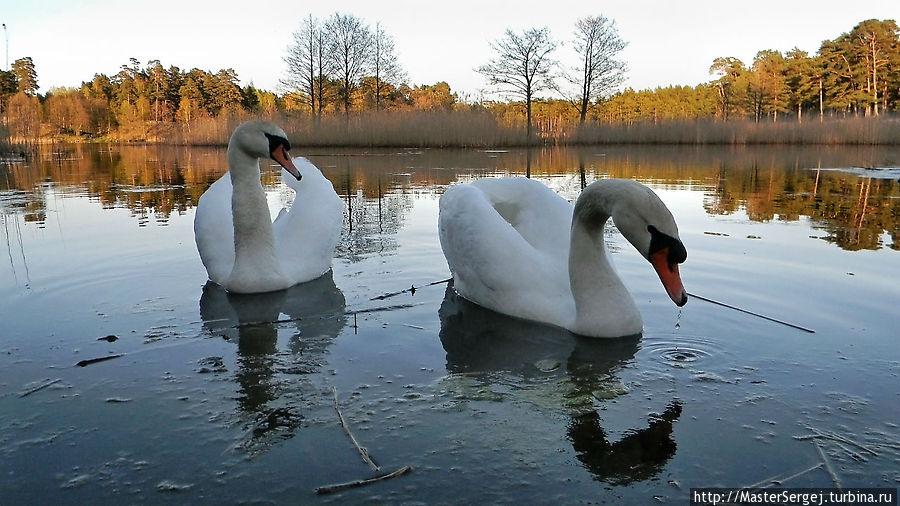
<box><xmin>194</xmin><ymin>120</ymin><xmax>343</xmax><ymax>294</ymax></box>
<box><xmin>438</xmin><ymin>177</ymin><xmax>688</xmax><ymax>338</ymax></box>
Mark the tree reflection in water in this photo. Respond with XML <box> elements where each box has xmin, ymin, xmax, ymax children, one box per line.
<box><xmin>438</xmin><ymin>285</ymin><xmax>682</xmax><ymax>484</ymax></box>
<box><xmin>2</xmin><ymin>144</ymin><xmax>898</xmax><ymax>251</ymax></box>
<box><xmin>198</xmin><ymin>271</ymin><xmax>346</xmax><ymax>454</ymax></box>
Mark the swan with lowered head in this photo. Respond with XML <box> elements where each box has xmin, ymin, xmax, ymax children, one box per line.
<box><xmin>438</xmin><ymin>177</ymin><xmax>687</xmax><ymax>338</ymax></box>
<box><xmin>194</xmin><ymin>120</ymin><xmax>343</xmax><ymax>294</ymax></box>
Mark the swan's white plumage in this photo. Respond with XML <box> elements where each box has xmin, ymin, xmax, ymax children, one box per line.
<box><xmin>438</xmin><ymin>178</ymin><xmax>575</xmax><ymax>327</ymax></box>
<box><xmin>438</xmin><ymin>177</ymin><xmax>687</xmax><ymax>338</ymax></box>
<box><xmin>271</xmin><ymin>160</ymin><xmax>343</xmax><ymax>284</ymax></box>
<box><xmin>194</xmin><ymin>122</ymin><xmax>342</xmax><ymax>293</ymax></box>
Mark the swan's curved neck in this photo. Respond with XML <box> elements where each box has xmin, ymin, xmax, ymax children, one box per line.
<box><xmin>568</xmin><ymin>199</ymin><xmax>642</xmax><ymax>337</ymax></box>
<box><xmin>226</xmin><ymin>147</ymin><xmax>283</xmax><ymax>290</ymax></box>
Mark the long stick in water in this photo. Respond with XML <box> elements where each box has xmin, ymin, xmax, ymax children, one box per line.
<box><xmin>370</xmin><ymin>277</ymin><xmax>452</xmax><ymax>301</ymax></box>
<box><xmin>687</xmin><ymin>292</ymin><xmax>815</xmax><ymax>333</ymax></box>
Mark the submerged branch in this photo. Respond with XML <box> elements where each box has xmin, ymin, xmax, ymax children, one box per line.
<box><xmin>19</xmin><ymin>378</ymin><xmax>62</xmax><ymax>397</ymax></box>
<box><xmin>228</xmin><ymin>303</ymin><xmax>424</xmax><ymax>329</ymax></box>
<box><xmin>370</xmin><ymin>277</ymin><xmax>452</xmax><ymax>301</ymax></box>
<box><xmin>75</xmin><ymin>354</ymin><xmax>125</xmax><ymax>367</ymax></box>
<box><xmin>796</xmin><ymin>426</ymin><xmax>879</xmax><ymax>456</ymax></box>
<box><xmin>744</xmin><ymin>462</ymin><xmax>824</xmax><ymax>488</ymax></box>
<box><xmin>315</xmin><ymin>466</ymin><xmax>412</xmax><ymax>495</ymax></box>
<box><xmin>347</xmin><ymin>303</ymin><xmax>423</xmax><ymax>315</ymax></box>
<box><xmin>814</xmin><ymin>441</ymin><xmax>842</xmax><ymax>489</ymax></box>
<box><xmin>333</xmin><ymin>387</ymin><xmax>380</xmax><ymax>471</ymax></box>
<box><xmin>318</xmin><ymin>387</ymin><xmax>413</xmax><ymax>494</ymax></box>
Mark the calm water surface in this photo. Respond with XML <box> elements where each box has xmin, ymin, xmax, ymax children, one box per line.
<box><xmin>1</xmin><ymin>144</ymin><xmax>899</xmax><ymax>503</ymax></box>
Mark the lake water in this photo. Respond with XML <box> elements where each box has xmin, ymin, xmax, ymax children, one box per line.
<box><xmin>1</xmin><ymin>144</ymin><xmax>899</xmax><ymax>503</ymax></box>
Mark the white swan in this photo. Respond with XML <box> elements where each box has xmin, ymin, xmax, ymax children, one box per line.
<box><xmin>194</xmin><ymin>120</ymin><xmax>343</xmax><ymax>294</ymax></box>
<box><xmin>438</xmin><ymin>177</ymin><xmax>688</xmax><ymax>338</ymax></box>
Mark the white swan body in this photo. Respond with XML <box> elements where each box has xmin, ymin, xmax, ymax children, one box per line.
<box><xmin>194</xmin><ymin>120</ymin><xmax>343</xmax><ymax>294</ymax></box>
<box><xmin>438</xmin><ymin>177</ymin><xmax>687</xmax><ymax>338</ymax></box>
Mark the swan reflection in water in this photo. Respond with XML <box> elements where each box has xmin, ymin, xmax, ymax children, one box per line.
<box><xmin>438</xmin><ymin>285</ymin><xmax>681</xmax><ymax>485</ymax></box>
<box><xmin>199</xmin><ymin>271</ymin><xmax>346</xmax><ymax>452</ymax></box>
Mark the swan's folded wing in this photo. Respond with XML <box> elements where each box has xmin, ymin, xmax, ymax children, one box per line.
<box><xmin>438</xmin><ymin>180</ymin><xmax>575</xmax><ymax>327</ymax></box>
<box><xmin>471</xmin><ymin>177</ymin><xmax>573</xmax><ymax>256</ymax></box>
<box><xmin>273</xmin><ymin>158</ymin><xmax>344</xmax><ymax>283</ymax></box>
<box><xmin>194</xmin><ymin>175</ymin><xmax>235</xmax><ymax>285</ymax></box>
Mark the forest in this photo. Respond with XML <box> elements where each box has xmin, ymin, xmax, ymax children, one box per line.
<box><xmin>0</xmin><ymin>15</ymin><xmax>899</xmax><ymax>148</ymax></box>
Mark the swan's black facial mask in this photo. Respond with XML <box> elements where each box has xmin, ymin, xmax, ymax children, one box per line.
<box><xmin>265</xmin><ymin>133</ymin><xmax>291</xmax><ymax>153</ymax></box>
<box><xmin>648</xmin><ymin>225</ymin><xmax>687</xmax><ymax>266</ymax></box>
<box><xmin>264</xmin><ymin>133</ymin><xmax>301</xmax><ymax>181</ymax></box>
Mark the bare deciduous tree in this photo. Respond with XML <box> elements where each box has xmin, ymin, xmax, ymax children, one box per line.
<box><xmin>371</xmin><ymin>22</ymin><xmax>406</xmax><ymax>111</ymax></box>
<box><xmin>325</xmin><ymin>12</ymin><xmax>373</xmax><ymax>114</ymax></box>
<box><xmin>283</xmin><ymin>14</ymin><xmax>330</xmax><ymax>120</ymax></box>
<box><xmin>477</xmin><ymin>27</ymin><xmax>558</xmax><ymax>141</ymax></box>
<box><xmin>565</xmin><ymin>15</ymin><xmax>627</xmax><ymax>125</ymax></box>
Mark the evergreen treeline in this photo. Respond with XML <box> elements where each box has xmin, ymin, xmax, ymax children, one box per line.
<box><xmin>601</xmin><ymin>19</ymin><xmax>900</xmax><ymax>125</ymax></box>
<box><xmin>0</xmin><ymin>17</ymin><xmax>898</xmax><ymax>148</ymax></box>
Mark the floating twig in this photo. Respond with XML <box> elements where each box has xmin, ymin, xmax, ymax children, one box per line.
<box><xmin>687</xmin><ymin>292</ymin><xmax>815</xmax><ymax>333</ymax></box>
<box><xmin>796</xmin><ymin>426</ymin><xmax>879</xmax><ymax>456</ymax></box>
<box><xmin>333</xmin><ymin>387</ymin><xmax>379</xmax><ymax>471</ymax></box>
<box><xmin>19</xmin><ymin>378</ymin><xmax>62</xmax><ymax>397</ymax></box>
<box><xmin>744</xmin><ymin>462</ymin><xmax>823</xmax><ymax>488</ymax></box>
<box><xmin>347</xmin><ymin>303</ymin><xmax>422</xmax><ymax>316</ymax></box>
<box><xmin>234</xmin><ymin>317</ymin><xmax>303</xmax><ymax>328</ymax></box>
<box><xmin>76</xmin><ymin>354</ymin><xmax>124</xmax><ymax>367</ymax></box>
<box><xmin>315</xmin><ymin>466</ymin><xmax>412</xmax><ymax>495</ymax></box>
<box><xmin>214</xmin><ymin>303</ymin><xmax>422</xmax><ymax>331</ymax></box>
<box><xmin>814</xmin><ymin>441</ymin><xmax>841</xmax><ymax>489</ymax></box>
<box><xmin>833</xmin><ymin>441</ymin><xmax>868</xmax><ymax>462</ymax></box>
<box><xmin>370</xmin><ymin>277</ymin><xmax>452</xmax><ymax>301</ymax></box>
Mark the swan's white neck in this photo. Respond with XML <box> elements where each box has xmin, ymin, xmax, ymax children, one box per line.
<box><xmin>567</xmin><ymin>198</ymin><xmax>643</xmax><ymax>337</ymax></box>
<box><xmin>226</xmin><ymin>147</ymin><xmax>285</xmax><ymax>292</ymax></box>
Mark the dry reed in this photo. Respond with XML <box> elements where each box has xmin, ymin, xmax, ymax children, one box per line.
<box><xmin>569</xmin><ymin>117</ymin><xmax>900</xmax><ymax>146</ymax></box>
<box><xmin>147</xmin><ymin>112</ymin><xmax>900</xmax><ymax>148</ymax></box>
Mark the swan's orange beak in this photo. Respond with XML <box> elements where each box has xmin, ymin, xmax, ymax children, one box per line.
<box><xmin>271</xmin><ymin>145</ymin><xmax>302</xmax><ymax>181</ymax></box>
<box><xmin>650</xmin><ymin>248</ymin><xmax>688</xmax><ymax>306</ymax></box>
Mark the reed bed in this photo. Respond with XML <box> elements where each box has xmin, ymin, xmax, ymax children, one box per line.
<box><xmin>568</xmin><ymin>117</ymin><xmax>900</xmax><ymax>145</ymax></box>
<box><xmin>42</xmin><ymin>111</ymin><xmax>900</xmax><ymax>149</ymax></box>
<box><xmin>283</xmin><ymin>110</ymin><xmax>528</xmax><ymax>148</ymax></box>
<box><xmin>160</xmin><ymin>110</ymin><xmax>528</xmax><ymax>148</ymax></box>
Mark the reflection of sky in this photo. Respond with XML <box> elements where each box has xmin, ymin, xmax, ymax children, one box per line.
<box><xmin>819</xmin><ymin>167</ymin><xmax>900</xmax><ymax>180</ymax></box>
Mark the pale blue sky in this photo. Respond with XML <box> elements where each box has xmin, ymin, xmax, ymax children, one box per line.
<box><xmin>3</xmin><ymin>1</ymin><xmax>898</xmax><ymax>98</ymax></box>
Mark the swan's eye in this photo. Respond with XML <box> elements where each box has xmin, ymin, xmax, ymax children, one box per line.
<box><xmin>264</xmin><ymin>133</ymin><xmax>291</xmax><ymax>154</ymax></box>
<box><xmin>648</xmin><ymin>225</ymin><xmax>687</xmax><ymax>264</ymax></box>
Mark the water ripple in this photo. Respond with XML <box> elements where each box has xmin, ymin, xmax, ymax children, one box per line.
<box><xmin>640</xmin><ymin>333</ymin><xmax>725</xmax><ymax>369</ymax></box>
